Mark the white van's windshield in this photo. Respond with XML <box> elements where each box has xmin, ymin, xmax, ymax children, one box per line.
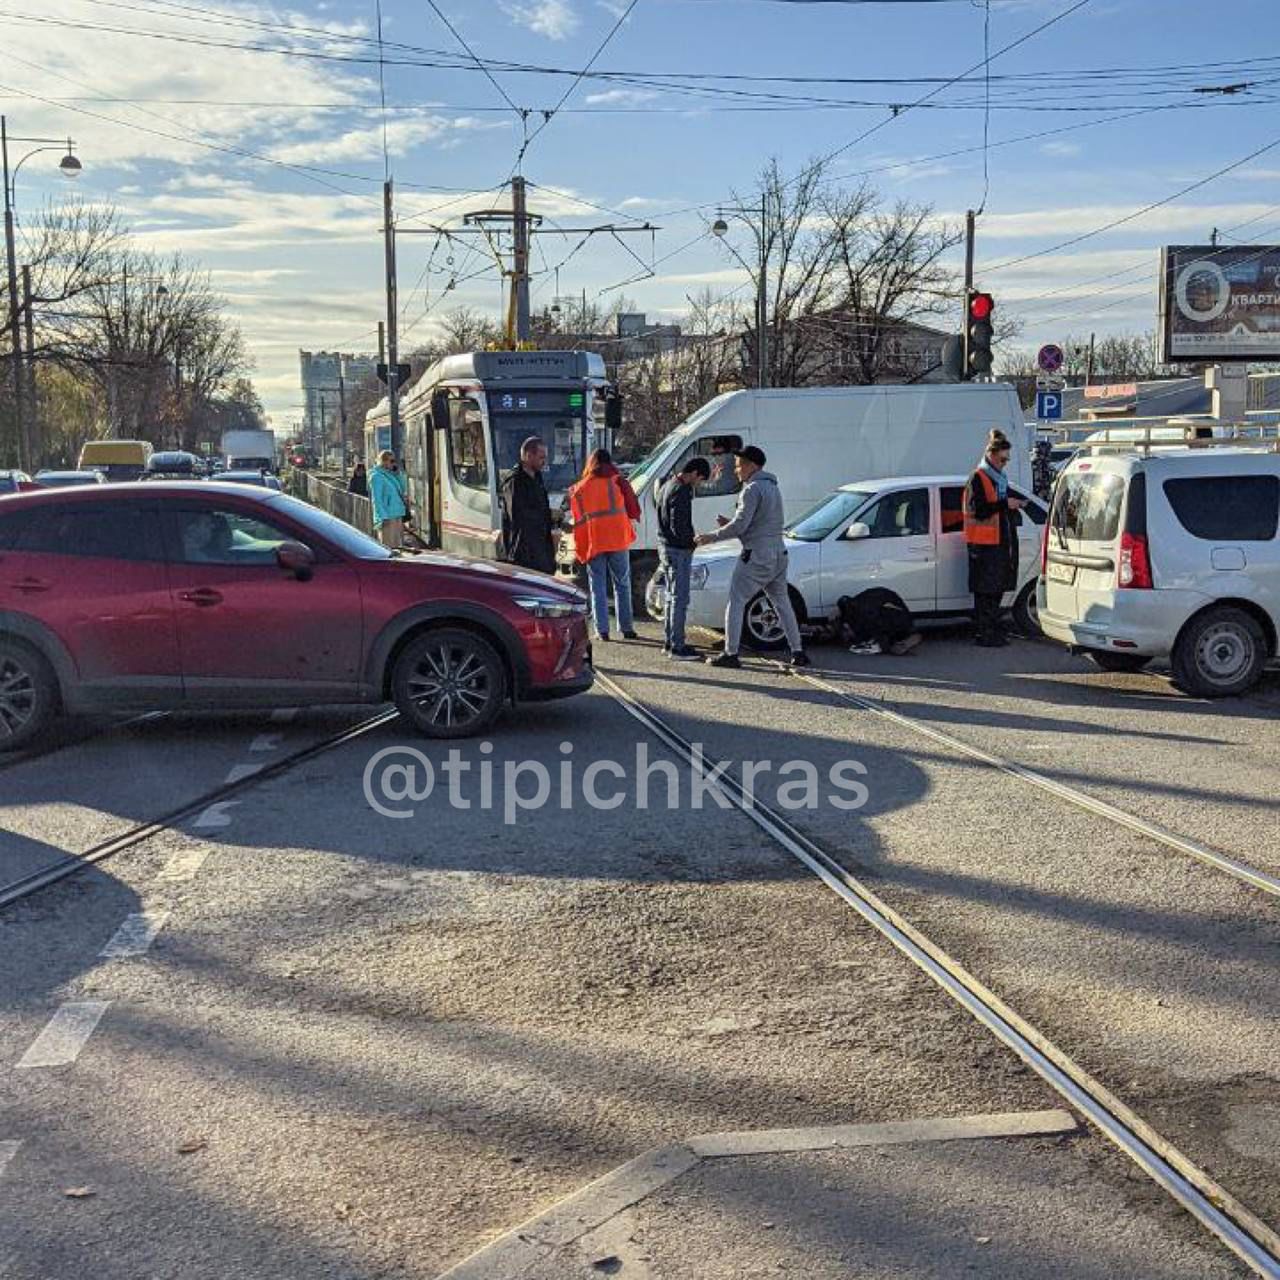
<box><xmin>626</xmin><ymin>394</ymin><xmax>736</xmax><ymax>494</ymax></box>
<box><xmin>788</xmin><ymin>490</ymin><xmax>876</xmax><ymax>542</ymax></box>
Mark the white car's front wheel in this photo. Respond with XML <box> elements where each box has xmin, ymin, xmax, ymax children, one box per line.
<box><xmin>741</xmin><ymin>592</ymin><xmax>790</xmax><ymax>652</ymax></box>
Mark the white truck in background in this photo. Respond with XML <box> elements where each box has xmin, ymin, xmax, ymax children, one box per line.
<box><xmin>221</xmin><ymin>429</ymin><xmax>277</xmax><ymax>473</ymax></box>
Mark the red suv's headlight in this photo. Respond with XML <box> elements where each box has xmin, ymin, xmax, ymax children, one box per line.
<box><xmin>512</xmin><ymin>595</ymin><xmax>588</xmax><ymax>620</ymax></box>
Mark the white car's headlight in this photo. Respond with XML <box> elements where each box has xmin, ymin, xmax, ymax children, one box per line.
<box><xmin>689</xmin><ymin>563</ymin><xmax>711</xmax><ymax>590</ymax></box>
<box><xmin>513</xmin><ymin>595</ymin><xmax>587</xmax><ymax>619</ymax></box>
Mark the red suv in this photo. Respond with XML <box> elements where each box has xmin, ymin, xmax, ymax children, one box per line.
<box><xmin>0</xmin><ymin>484</ymin><xmax>592</xmax><ymax>748</ymax></box>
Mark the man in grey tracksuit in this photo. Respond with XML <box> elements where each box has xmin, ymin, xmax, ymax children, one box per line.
<box><xmin>695</xmin><ymin>445</ymin><xmax>810</xmax><ymax>669</ymax></box>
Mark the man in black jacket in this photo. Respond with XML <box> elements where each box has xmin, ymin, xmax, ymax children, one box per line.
<box><xmin>500</xmin><ymin>437</ymin><xmax>557</xmax><ymax>573</ymax></box>
<box><xmin>656</xmin><ymin>456</ymin><xmax>711</xmax><ymax>657</ymax></box>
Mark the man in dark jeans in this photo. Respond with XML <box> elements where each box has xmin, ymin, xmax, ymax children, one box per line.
<box><xmin>656</xmin><ymin>456</ymin><xmax>711</xmax><ymax>658</ymax></box>
<box><xmin>499</xmin><ymin>436</ymin><xmax>557</xmax><ymax>574</ymax></box>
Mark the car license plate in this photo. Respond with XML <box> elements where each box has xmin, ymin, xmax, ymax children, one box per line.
<box><xmin>1047</xmin><ymin>560</ymin><xmax>1076</xmax><ymax>585</ymax></box>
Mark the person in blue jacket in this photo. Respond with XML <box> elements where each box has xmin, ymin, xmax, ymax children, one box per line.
<box><xmin>369</xmin><ymin>449</ymin><xmax>407</xmax><ymax>548</ymax></box>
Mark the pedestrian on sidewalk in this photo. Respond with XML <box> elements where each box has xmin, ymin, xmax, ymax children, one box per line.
<box><xmin>369</xmin><ymin>449</ymin><xmax>407</xmax><ymax>549</ymax></box>
<box><xmin>694</xmin><ymin>445</ymin><xmax>809</xmax><ymax>669</ymax></box>
<box><xmin>657</xmin><ymin>455</ymin><xmax>711</xmax><ymax>659</ymax></box>
<box><xmin>500</xmin><ymin>436</ymin><xmax>558</xmax><ymax>574</ymax></box>
<box><xmin>965</xmin><ymin>428</ymin><xmax>1025</xmax><ymax>648</ymax></box>
<box><xmin>569</xmin><ymin>448</ymin><xmax>642</xmax><ymax>642</ymax></box>
<box><xmin>347</xmin><ymin>460</ymin><xmax>368</xmax><ymax>497</ymax></box>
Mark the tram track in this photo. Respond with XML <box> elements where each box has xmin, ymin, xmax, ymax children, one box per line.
<box><xmin>594</xmin><ymin>666</ymin><xmax>1280</xmax><ymax>1278</ymax></box>
<box><xmin>0</xmin><ymin>708</ymin><xmax>400</xmax><ymax>911</ymax></box>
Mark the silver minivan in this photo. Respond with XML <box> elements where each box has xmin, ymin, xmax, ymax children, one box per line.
<box><xmin>1038</xmin><ymin>448</ymin><xmax>1279</xmax><ymax>696</ymax></box>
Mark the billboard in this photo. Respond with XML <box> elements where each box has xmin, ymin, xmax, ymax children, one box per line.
<box><xmin>1160</xmin><ymin>245</ymin><xmax>1280</xmax><ymax>363</ymax></box>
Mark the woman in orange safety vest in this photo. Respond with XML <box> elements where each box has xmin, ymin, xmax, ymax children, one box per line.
<box><xmin>569</xmin><ymin>449</ymin><xmax>641</xmax><ymax>641</ymax></box>
<box><xmin>964</xmin><ymin>428</ymin><xmax>1026</xmax><ymax>648</ymax></box>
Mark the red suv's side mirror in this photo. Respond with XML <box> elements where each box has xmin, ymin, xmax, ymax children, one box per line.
<box><xmin>276</xmin><ymin>540</ymin><xmax>315</xmax><ymax>581</ymax></box>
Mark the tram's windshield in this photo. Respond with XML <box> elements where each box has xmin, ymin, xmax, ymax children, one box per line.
<box><xmin>488</xmin><ymin>388</ymin><xmax>591</xmax><ymax>493</ymax></box>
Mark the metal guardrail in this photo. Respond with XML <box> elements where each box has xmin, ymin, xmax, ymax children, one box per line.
<box><xmin>293</xmin><ymin>470</ymin><xmax>375</xmax><ymax>535</ymax></box>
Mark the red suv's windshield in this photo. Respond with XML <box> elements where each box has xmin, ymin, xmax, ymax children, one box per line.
<box><xmin>265</xmin><ymin>493</ymin><xmax>394</xmax><ymax>560</ymax></box>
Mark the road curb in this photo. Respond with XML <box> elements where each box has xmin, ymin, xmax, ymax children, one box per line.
<box><xmin>434</xmin><ymin>1108</ymin><xmax>1078</xmax><ymax>1279</ymax></box>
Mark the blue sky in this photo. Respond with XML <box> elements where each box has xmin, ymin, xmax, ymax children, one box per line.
<box><xmin>4</xmin><ymin>0</ymin><xmax>1279</xmax><ymax>423</ymax></box>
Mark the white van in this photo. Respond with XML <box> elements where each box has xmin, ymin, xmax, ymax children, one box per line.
<box><xmin>559</xmin><ymin>382</ymin><xmax>1031</xmax><ymax>605</ymax></box>
<box><xmin>1038</xmin><ymin>446</ymin><xmax>1280</xmax><ymax>696</ymax></box>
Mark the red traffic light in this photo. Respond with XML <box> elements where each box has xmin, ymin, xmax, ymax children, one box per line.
<box><xmin>969</xmin><ymin>291</ymin><xmax>994</xmax><ymax>321</ymax></box>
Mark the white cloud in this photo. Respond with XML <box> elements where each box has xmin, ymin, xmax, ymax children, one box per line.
<box><xmin>584</xmin><ymin>89</ymin><xmax>659</xmax><ymax>107</ymax></box>
<box><xmin>268</xmin><ymin>115</ymin><xmax>504</xmax><ymax>166</ymax></box>
<box><xmin>1041</xmin><ymin>141</ymin><xmax>1083</xmax><ymax>158</ymax></box>
<box><xmin>503</xmin><ymin>0</ymin><xmax>581</xmax><ymax>40</ymax></box>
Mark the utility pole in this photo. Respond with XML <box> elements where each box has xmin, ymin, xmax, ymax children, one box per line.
<box><xmin>377</xmin><ymin>321</ymin><xmax>386</xmax><ymax>365</ymax></box>
<box><xmin>317</xmin><ymin>392</ymin><xmax>327</xmax><ymax>465</ymax></box>
<box><xmin>383</xmin><ymin>180</ymin><xmax>402</xmax><ymax>456</ymax></box>
<box><xmin>338</xmin><ymin>371</ymin><xmax>349</xmax><ymax>480</ymax></box>
<box><xmin>21</xmin><ymin>264</ymin><xmax>35</xmax><ymax>466</ymax></box>
<box><xmin>757</xmin><ymin>193</ymin><xmax>768</xmax><ymax>390</ymax></box>
<box><xmin>961</xmin><ymin>209</ymin><xmax>976</xmax><ymax>381</ymax></box>
<box><xmin>1085</xmin><ymin>331</ymin><xmax>1096</xmax><ymax>390</ymax></box>
<box><xmin>510</xmin><ymin>175</ymin><xmax>531</xmax><ymax>345</ymax></box>
<box><xmin>2</xmin><ymin>118</ymin><xmax>24</xmax><ymax>469</ymax></box>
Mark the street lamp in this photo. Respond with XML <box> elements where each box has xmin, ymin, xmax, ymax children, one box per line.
<box><xmin>710</xmin><ymin>199</ymin><xmax>768</xmax><ymax>389</ymax></box>
<box><xmin>2</xmin><ymin>117</ymin><xmax>83</xmax><ymax>469</ymax></box>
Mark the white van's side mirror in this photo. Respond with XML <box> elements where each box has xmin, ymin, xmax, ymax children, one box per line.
<box><xmin>844</xmin><ymin>521</ymin><xmax>871</xmax><ymax>541</ymax></box>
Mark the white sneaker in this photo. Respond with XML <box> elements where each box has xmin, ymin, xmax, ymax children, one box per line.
<box><xmin>848</xmin><ymin>640</ymin><xmax>882</xmax><ymax>656</ymax></box>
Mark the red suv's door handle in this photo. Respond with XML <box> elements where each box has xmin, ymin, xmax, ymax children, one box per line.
<box><xmin>179</xmin><ymin>588</ymin><xmax>224</xmax><ymax>607</ymax></box>
<box><xmin>9</xmin><ymin>577</ymin><xmax>51</xmax><ymax>594</ymax></box>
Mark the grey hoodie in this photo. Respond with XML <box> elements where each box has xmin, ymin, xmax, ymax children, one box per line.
<box><xmin>708</xmin><ymin>469</ymin><xmax>786</xmax><ymax>554</ymax></box>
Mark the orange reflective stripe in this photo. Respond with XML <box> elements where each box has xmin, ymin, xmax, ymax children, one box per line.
<box><xmin>964</xmin><ymin>468</ymin><xmax>1002</xmax><ymax>546</ymax></box>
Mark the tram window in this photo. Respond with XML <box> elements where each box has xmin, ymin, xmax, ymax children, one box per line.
<box><xmin>448</xmin><ymin>396</ymin><xmax>489</xmax><ymax>491</ymax></box>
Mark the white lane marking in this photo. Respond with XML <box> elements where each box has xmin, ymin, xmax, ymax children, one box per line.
<box><xmin>193</xmin><ymin>801</ymin><xmax>240</xmax><ymax>830</ymax></box>
<box><xmin>249</xmin><ymin>733</ymin><xmax>283</xmax><ymax>753</ymax></box>
<box><xmin>16</xmin><ymin>1002</ymin><xmax>111</xmax><ymax>1069</ymax></box>
<box><xmin>223</xmin><ymin>763</ymin><xmax>262</xmax><ymax>785</ymax></box>
<box><xmin>0</xmin><ymin>1141</ymin><xmax>20</xmax><ymax>1177</ymax></box>
<box><xmin>157</xmin><ymin>849</ymin><xmax>211</xmax><ymax>882</ymax></box>
<box><xmin>99</xmin><ymin>911</ymin><xmax>170</xmax><ymax>959</ymax></box>
<box><xmin>270</xmin><ymin>708</ymin><xmax>299</xmax><ymax>723</ymax></box>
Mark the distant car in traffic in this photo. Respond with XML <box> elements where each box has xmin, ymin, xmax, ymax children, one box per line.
<box><xmin>0</xmin><ymin>483</ymin><xmax>592</xmax><ymax>749</ymax></box>
<box><xmin>655</xmin><ymin>475</ymin><xmax>1046</xmax><ymax>649</ymax></box>
<box><xmin>0</xmin><ymin>470</ymin><xmax>38</xmax><ymax>495</ymax></box>
<box><xmin>144</xmin><ymin>450</ymin><xmax>201</xmax><ymax>479</ymax></box>
<box><xmin>34</xmin><ymin>470</ymin><xmax>107</xmax><ymax>488</ymax></box>
<box><xmin>209</xmin><ymin>469</ymin><xmax>283</xmax><ymax>491</ymax></box>
<box><xmin>1039</xmin><ymin>446</ymin><xmax>1279</xmax><ymax>696</ymax></box>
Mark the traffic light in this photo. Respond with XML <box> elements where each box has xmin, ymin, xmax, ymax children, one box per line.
<box><xmin>965</xmin><ymin>290</ymin><xmax>995</xmax><ymax>380</ymax></box>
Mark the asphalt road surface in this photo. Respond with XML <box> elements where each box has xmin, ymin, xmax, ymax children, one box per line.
<box><xmin>0</xmin><ymin>627</ymin><xmax>1276</xmax><ymax>1279</ymax></box>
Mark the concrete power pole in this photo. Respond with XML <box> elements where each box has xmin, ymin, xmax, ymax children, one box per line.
<box><xmin>21</xmin><ymin>264</ymin><xmax>35</xmax><ymax>466</ymax></box>
<box><xmin>338</xmin><ymin>371</ymin><xmax>348</xmax><ymax>480</ymax></box>
<box><xmin>383</xmin><ymin>179</ymin><xmax>402</xmax><ymax>456</ymax></box>
<box><xmin>510</xmin><ymin>176</ymin><xmax>532</xmax><ymax>345</ymax></box>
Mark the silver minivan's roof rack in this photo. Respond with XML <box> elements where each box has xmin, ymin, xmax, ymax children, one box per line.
<box><xmin>1074</xmin><ymin>421</ymin><xmax>1280</xmax><ymax>456</ymax></box>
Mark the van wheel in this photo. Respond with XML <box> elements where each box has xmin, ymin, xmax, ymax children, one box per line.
<box><xmin>0</xmin><ymin>638</ymin><xmax>58</xmax><ymax>751</ymax></box>
<box><xmin>741</xmin><ymin>592</ymin><xmax>790</xmax><ymax>652</ymax></box>
<box><xmin>630</xmin><ymin>553</ymin><xmax>659</xmax><ymax>620</ymax></box>
<box><xmin>1012</xmin><ymin>579</ymin><xmax>1041</xmax><ymax>637</ymax></box>
<box><xmin>392</xmin><ymin>628</ymin><xmax>507</xmax><ymax>738</ymax></box>
<box><xmin>1171</xmin><ymin>607</ymin><xmax>1266</xmax><ymax>698</ymax></box>
<box><xmin>1086</xmin><ymin>651</ymin><xmax>1150</xmax><ymax>674</ymax></box>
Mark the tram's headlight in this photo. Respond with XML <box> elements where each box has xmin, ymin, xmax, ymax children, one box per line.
<box><xmin>513</xmin><ymin>595</ymin><xmax>588</xmax><ymax>619</ymax></box>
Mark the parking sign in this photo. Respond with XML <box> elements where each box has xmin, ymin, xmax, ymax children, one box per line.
<box><xmin>1035</xmin><ymin>390</ymin><xmax>1063</xmax><ymax>421</ymax></box>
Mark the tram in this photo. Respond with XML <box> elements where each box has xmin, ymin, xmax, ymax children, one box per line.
<box><xmin>365</xmin><ymin>349</ymin><xmax>619</xmax><ymax>557</ymax></box>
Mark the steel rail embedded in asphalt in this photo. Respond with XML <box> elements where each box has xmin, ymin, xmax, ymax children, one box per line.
<box><xmin>0</xmin><ymin>709</ymin><xmax>401</xmax><ymax>911</ymax></box>
<box><xmin>779</xmin><ymin>663</ymin><xmax>1280</xmax><ymax>901</ymax></box>
<box><xmin>595</xmin><ymin>669</ymin><xmax>1280</xmax><ymax>1280</ymax></box>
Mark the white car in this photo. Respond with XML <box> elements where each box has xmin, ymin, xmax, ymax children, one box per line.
<box><xmin>654</xmin><ymin>475</ymin><xmax>1045</xmax><ymax>650</ymax></box>
<box><xmin>1038</xmin><ymin>447</ymin><xmax>1280</xmax><ymax>696</ymax></box>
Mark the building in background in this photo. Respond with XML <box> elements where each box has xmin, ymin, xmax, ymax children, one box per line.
<box><xmin>299</xmin><ymin>350</ymin><xmax>378</xmax><ymax>459</ymax></box>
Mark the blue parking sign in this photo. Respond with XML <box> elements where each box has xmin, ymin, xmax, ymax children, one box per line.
<box><xmin>1036</xmin><ymin>391</ymin><xmax>1063</xmax><ymax>421</ymax></box>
